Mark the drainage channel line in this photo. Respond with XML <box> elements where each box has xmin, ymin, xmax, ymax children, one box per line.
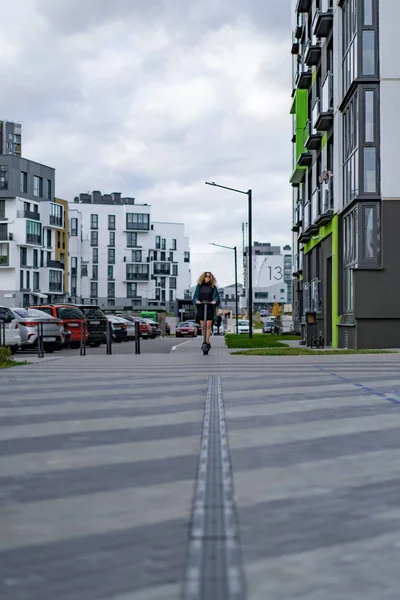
<box><xmin>182</xmin><ymin>375</ymin><xmax>246</xmax><ymax>600</ymax></box>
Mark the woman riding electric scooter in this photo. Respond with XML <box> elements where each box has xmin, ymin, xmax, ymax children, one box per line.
<box><xmin>192</xmin><ymin>271</ymin><xmax>220</xmax><ymax>354</ymax></box>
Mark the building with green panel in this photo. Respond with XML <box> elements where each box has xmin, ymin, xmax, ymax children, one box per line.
<box><xmin>290</xmin><ymin>0</ymin><xmax>400</xmax><ymax>349</ymax></box>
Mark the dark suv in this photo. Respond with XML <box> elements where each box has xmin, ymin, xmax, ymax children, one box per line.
<box><xmin>73</xmin><ymin>304</ymin><xmax>107</xmax><ymax>346</ymax></box>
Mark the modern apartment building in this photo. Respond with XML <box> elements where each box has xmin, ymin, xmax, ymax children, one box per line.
<box><xmin>0</xmin><ymin>121</ymin><xmax>21</xmax><ymax>157</ymax></box>
<box><xmin>244</xmin><ymin>242</ymin><xmax>292</xmax><ymax>311</ymax></box>
<box><xmin>0</xmin><ymin>155</ymin><xmax>67</xmax><ymax>307</ymax></box>
<box><xmin>291</xmin><ymin>0</ymin><xmax>399</xmax><ymax>348</ymax></box>
<box><xmin>68</xmin><ymin>192</ymin><xmax>191</xmax><ymax>311</ymax></box>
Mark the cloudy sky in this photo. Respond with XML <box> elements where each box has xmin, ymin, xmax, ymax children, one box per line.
<box><xmin>2</xmin><ymin>0</ymin><xmax>292</xmax><ymax>287</ymax></box>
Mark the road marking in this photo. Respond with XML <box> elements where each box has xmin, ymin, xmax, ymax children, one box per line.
<box><xmin>171</xmin><ymin>339</ymin><xmax>197</xmax><ymax>352</ymax></box>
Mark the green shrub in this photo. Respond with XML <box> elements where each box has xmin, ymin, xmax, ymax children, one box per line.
<box><xmin>0</xmin><ymin>347</ymin><xmax>12</xmax><ymax>363</ymax></box>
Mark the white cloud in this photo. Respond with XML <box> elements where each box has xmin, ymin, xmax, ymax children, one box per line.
<box><xmin>0</xmin><ymin>0</ymin><xmax>292</xmax><ymax>286</ymax></box>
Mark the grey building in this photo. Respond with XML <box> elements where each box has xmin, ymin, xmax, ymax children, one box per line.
<box><xmin>0</xmin><ymin>121</ymin><xmax>21</xmax><ymax>157</ymax></box>
<box><xmin>244</xmin><ymin>242</ymin><xmax>292</xmax><ymax>311</ymax></box>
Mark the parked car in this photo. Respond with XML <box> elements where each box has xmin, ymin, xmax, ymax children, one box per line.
<box><xmin>235</xmin><ymin>319</ymin><xmax>255</xmax><ymax>334</ymax></box>
<box><xmin>29</xmin><ymin>304</ymin><xmax>87</xmax><ymax>349</ymax></box>
<box><xmin>262</xmin><ymin>319</ymin><xmax>276</xmax><ymax>334</ymax></box>
<box><xmin>137</xmin><ymin>318</ymin><xmax>152</xmax><ymax>339</ymax></box>
<box><xmin>0</xmin><ymin>305</ymin><xmax>21</xmax><ymax>354</ymax></box>
<box><xmin>119</xmin><ymin>318</ymin><xmax>136</xmax><ymax>341</ymax></box>
<box><xmin>11</xmin><ymin>308</ymin><xmax>65</xmax><ymax>352</ymax></box>
<box><xmin>106</xmin><ymin>315</ymin><xmax>127</xmax><ymax>343</ymax></box>
<box><xmin>176</xmin><ymin>322</ymin><xmax>197</xmax><ymax>338</ymax></box>
<box><xmin>213</xmin><ymin>322</ymin><xmax>225</xmax><ymax>335</ymax></box>
<box><xmin>143</xmin><ymin>319</ymin><xmax>161</xmax><ymax>339</ymax></box>
<box><xmin>73</xmin><ymin>304</ymin><xmax>107</xmax><ymax>346</ymax></box>
<box><xmin>183</xmin><ymin>320</ymin><xmax>202</xmax><ymax>335</ymax></box>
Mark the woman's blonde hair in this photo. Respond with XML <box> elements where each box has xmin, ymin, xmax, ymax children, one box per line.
<box><xmin>198</xmin><ymin>271</ymin><xmax>217</xmax><ymax>287</ymax></box>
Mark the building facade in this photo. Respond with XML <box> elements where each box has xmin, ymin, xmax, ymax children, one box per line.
<box><xmin>68</xmin><ymin>192</ymin><xmax>191</xmax><ymax>312</ymax></box>
<box><xmin>0</xmin><ymin>156</ymin><xmax>66</xmax><ymax>307</ymax></box>
<box><xmin>0</xmin><ymin>121</ymin><xmax>21</xmax><ymax>157</ymax></box>
<box><xmin>291</xmin><ymin>0</ymin><xmax>400</xmax><ymax>348</ymax></box>
<box><xmin>244</xmin><ymin>242</ymin><xmax>292</xmax><ymax>312</ymax></box>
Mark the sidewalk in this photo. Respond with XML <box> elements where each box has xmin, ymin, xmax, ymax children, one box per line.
<box><xmin>2</xmin><ymin>349</ymin><xmax>400</xmax><ymax>599</ymax></box>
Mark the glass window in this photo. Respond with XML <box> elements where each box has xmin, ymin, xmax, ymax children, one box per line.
<box><xmin>172</xmin><ymin>264</ymin><xmax>178</xmax><ymax>276</ymax></box>
<box><xmin>0</xmin><ymin>167</ymin><xmax>8</xmax><ymax>190</ymax></box>
<box><xmin>0</xmin><ymin>200</ymin><xmax>5</xmax><ymax>219</ymax></box>
<box><xmin>92</xmin><ymin>247</ymin><xmax>98</xmax><ymax>264</ymax></box>
<box><xmin>170</xmin><ymin>277</ymin><xmax>177</xmax><ymax>290</ymax></box>
<box><xmin>71</xmin><ymin>218</ymin><xmax>78</xmax><ymax>236</ymax></box>
<box><xmin>108</xmin><ymin>265</ymin><xmax>114</xmax><ymax>280</ymax></box>
<box><xmin>131</xmin><ymin>250</ymin><xmax>142</xmax><ymax>262</ymax></box>
<box><xmin>91</xmin><ymin>214</ymin><xmax>98</xmax><ymax>229</ymax></box>
<box><xmin>92</xmin><ymin>265</ymin><xmax>98</xmax><ymax>280</ymax></box>
<box><xmin>108</xmin><ymin>248</ymin><xmax>115</xmax><ymax>264</ymax></box>
<box><xmin>20</xmin><ymin>171</ymin><xmax>28</xmax><ymax>193</ymax></box>
<box><xmin>363</xmin><ymin>206</ymin><xmax>374</xmax><ymax>259</ymax></box>
<box><xmin>81</xmin><ymin>264</ymin><xmax>88</xmax><ymax>277</ymax></box>
<box><xmin>33</xmin><ymin>176</ymin><xmax>43</xmax><ymax>197</ymax></box>
<box><xmin>126</xmin><ymin>213</ymin><xmax>150</xmax><ymax>230</ymax></box>
<box><xmin>91</xmin><ymin>231</ymin><xmax>98</xmax><ymax>246</ymax></box>
<box><xmin>364</xmin><ymin>0</ymin><xmax>373</xmax><ymax>25</ymax></box>
<box><xmin>364</xmin><ymin>90</ymin><xmax>374</xmax><ymax>142</ymax></box>
<box><xmin>127</xmin><ymin>282</ymin><xmax>137</xmax><ymax>298</ymax></box>
<box><xmin>109</xmin><ymin>231</ymin><xmax>115</xmax><ymax>247</ymax></box>
<box><xmin>172</xmin><ymin>239</ymin><xmax>177</xmax><ymax>250</ymax></box>
<box><xmin>162</xmin><ymin>238</ymin><xmax>166</xmax><ymax>250</ymax></box>
<box><xmin>107</xmin><ymin>282</ymin><xmax>115</xmax><ymax>298</ymax></box>
<box><xmin>127</xmin><ymin>232</ymin><xmax>137</xmax><ymax>247</ymax></box>
<box><xmin>108</xmin><ymin>215</ymin><xmax>115</xmax><ymax>230</ymax></box>
<box><xmin>56</xmin><ymin>307</ymin><xmax>84</xmax><ymax>319</ymax></box>
<box><xmin>90</xmin><ymin>282</ymin><xmax>98</xmax><ymax>298</ymax></box>
<box><xmin>363</xmin><ymin>147</ymin><xmax>376</xmax><ymax>192</ymax></box>
<box><xmin>155</xmin><ymin>236</ymin><xmax>161</xmax><ymax>249</ymax></box>
<box><xmin>47</xmin><ymin>179</ymin><xmax>52</xmax><ymax>200</ymax></box>
<box><xmin>362</xmin><ymin>30</ymin><xmax>375</xmax><ymax>75</ymax></box>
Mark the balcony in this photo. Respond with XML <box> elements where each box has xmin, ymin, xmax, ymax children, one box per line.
<box><xmin>49</xmin><ymin>282</ymin><xmax>63</xmax><ymax>292</ymax></box>
<box><xmin>296</xmin><ymin>0</ymin><xmax>311</xmax><ymax>12</ymax></box>
<box><xmin>313</xmin><ymin>0</ymin><xmax>333</xmax><ymax>38</ymax></box>
<box><xmin>297</xmin><ymin>150</ymin><xmax>313</xmax><ymax>167</ymax></box>
<box><xmin>290</xmin><ymin>165</ymin><xmax>306</xmax><ymax>185</ymax></box>
<box><xmin>295</xmin><ymin>23</ymin><xmax>304</xmax><ymax>39</ymax></box>
<box><xmin>18</xmin><ymin>209</ymin><xmax>41</xmax><ymax>221</ymax></box>
<box><xmin>47</xmin><ymin>259</ymin><xmax>64</xmax><ymax>270</ymax></box>
<box><xmin>125</xmin><ymin>223</ymin><xmax>150</xmax><ymax>232</ymax></box>
<box><xmin>314</xmin><ymin>72</ymin><xmax>334</xmax><ymax>131</ymax></box>
<box><xmin>0</xmin><ymin>231</ymin><xmax>13</xmax><ymax>242</ymax></box>
<box><xmin>295</xmin><ymin>63</ymin><xmax>312</xmax><ymax>90</ymax></box>
<box><xmin>0</xmin><ymin>253</ymin><xmax>9</xmax><ymax>266</ymax></box>
<box><xmin>126</xmin><ymin>270</ymin><xmax>150</xmax><ymax>281</ymax></box>
<box><xmin>49</xmin><ymin>215</ymin><xmax>63</xmax><ymax>227</ymax></box>
<box><xmin>304</xmin><ymin>39</ymin><xmax>321</xmax><ymax>67</ymax></box>
<box><xmin>26</xmin><ymin>234</ymin><xmax>41</xmax><ymax>245</ymax></box>
<box><xmin>315</xmin><ymin>177</ymin><xmax>334</xmax><ymax>225</ymax></box>
<box><xmin>291</xmin><ymin>41</ymin><xmax>300</xmax><ymax>55</ymax></box>
<box><xmin>304</xmin><ymin>117</ymin><xmax>322</xmax><ymax>151</ymax></box>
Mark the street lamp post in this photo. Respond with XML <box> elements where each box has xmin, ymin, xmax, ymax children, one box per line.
<box><xmin>210</xmin><ymin>242</ymin><xmax>238</xmax><ymax>335</ymax></box>
<box><xmin>206</xmin><ymin>181</ymin><xmax>253</xmax><ymax>338</ymax></box>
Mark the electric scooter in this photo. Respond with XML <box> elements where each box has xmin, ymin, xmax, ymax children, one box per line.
<box><xmin>201</xmin><ymin>301</ymin><xmax>211</xmax><ymax>355</ymax></box>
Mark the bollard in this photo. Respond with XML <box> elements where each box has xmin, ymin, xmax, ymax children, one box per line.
<box><xmin>106</xmin><ymin>320</ymin><xmax>112</xmax><ymax>355</ymax></box>
<box><xmin>135</xmin><ymin>320</ymin><xmax>141</xmax><ymax>354</ymax></box>
<box><xmin>0</xmin><ymin>319</ymin><xmax>5</xmax><ymax>347</ymax></box>
<box><xmin>80</xmin><ymin>321</ymin><xmax>86</xmax><ymax>356</ymax></box>
<box><xmin>37</xmin><ymin>322</ymin><xmax>45</xmax><ymax>358</ymax></box>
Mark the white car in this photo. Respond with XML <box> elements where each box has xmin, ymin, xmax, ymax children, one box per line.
<box><xmin>213</xmin><ymin>322</ymin><xmax>225</xmax><ymax>335</ymax></box>
<box><xmin>0</xmin><ymin>306</ymin><xmax>21</xmax><ymax>354</ymax></box>
<box><xmin>235</xmin><ymin>319</ymin><xmax>255</xmax><ymax>334</ymax></box>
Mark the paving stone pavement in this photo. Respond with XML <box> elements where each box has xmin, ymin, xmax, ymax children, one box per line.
<box><xmin>2</xmin><ymin>339</ymin><xmax>400</xmax><ymax>599</ymax></box>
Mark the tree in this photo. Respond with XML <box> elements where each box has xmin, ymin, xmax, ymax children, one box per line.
<box><xmin>271</xmin><ymin>302</ymin><xmax>281</xmax><ymax>317</ymax></box>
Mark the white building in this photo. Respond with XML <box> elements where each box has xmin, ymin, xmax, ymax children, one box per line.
<box><xmin>68</xmin><ymin>192</ymin><xmax>191</xmax><ymax>311</ymax></box>
<box><xmin>0</xmin><ymin>156</ymin><xmax>66</xmax><ymax>308</ymax></box>
<box><xmin>244</xmin><ymin>242</ymin><xmax>292</xmax><ymax>311</ymax></box>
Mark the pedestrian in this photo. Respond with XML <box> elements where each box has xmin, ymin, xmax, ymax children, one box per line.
<box><xmin>192</xmin><ymin>272</ymin><xmax>220</xmax><ymax>350</ymax></box>
<box><xmin>216</xmin><ymin>313</ymin><xmax>222</xmax><ymax>336</ymax></box>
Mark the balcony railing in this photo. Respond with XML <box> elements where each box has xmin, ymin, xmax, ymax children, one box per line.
<box><xmin>18</xmin><ymin>209</ymin><xmax>41</xmax><ymax>221</ymax></box>
<box><xmin>26</xmin><ymin>234</ymin><xmax>41</xmax><ymax>245</ymax></box>
<box><xmin>49</xmin><ymin>282</ymin><xmax>63</xmax><ymax>291</ymax></box>
<box><xmin>312</xmin><ymin>0</ymin><xmax>334</xmax><ymax>38</ymax></box>
<box><xmin>47</xmin><ymin>259</ymin><xmax>64</xmax><ymax>270</ymax></box>
<box><xmin>50</xmin><ymin>215</ymin><xmax>63</xmax><ymax>227</ymax></box>
<box><xmin>125</xmin><ymin>223</ymin><xmax>150</xmax><ymax>231</ymax></box>
<box><xmin>126</xmin><ymin>272</ymin><xmax>150</xmax><ymax>281</ymax></box>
